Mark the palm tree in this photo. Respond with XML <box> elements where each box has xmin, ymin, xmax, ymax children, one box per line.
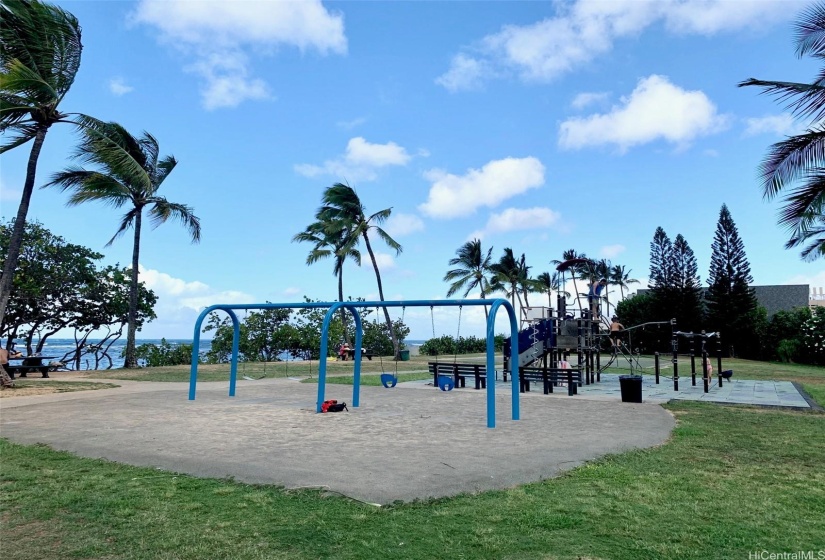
<box><xmin>738</xmin><ymin>2</ymin><xmax>825</xmax><ymax>261</ymax></box>
<box><xmin>293</xmin><ymin>220</ymin><xmax>361</xmax><ymax>340</ymax></box>
<box><xmin>490</xmin><ymin>248</ymin><xmax>524</xmax><ymax>315</ymax></box>
<box><xmin>316</xmin><ymin>183</ymin><xmax>402</xmax><ymax>357</ymax></box>
<box><xmin>444</xmin><ymin>239</ymin><xmax>494</xmax><ymax>319</ymax></box>
<box><xmin>535</xmin><ymin>271</ymin><xmax>564</xmax><ymax>307</ymax></box>
<box><xmin>0</xmin><ymin>0</ymin><xmax>83</xmax><ymax>328</ymax></box>
<box><xmin>45</xmin><ymin>119</ymin><xmax>201</xmax><ymax>368</ymax></box>
<box><xmin>515</xmin><ymin>253</ymin><xmax>537</xmax><ymax>310</ymax></box>
<box><xmin>610</xmin><ymin>264</ymin><xmax>639</xmax><ymax>299</ymax></box>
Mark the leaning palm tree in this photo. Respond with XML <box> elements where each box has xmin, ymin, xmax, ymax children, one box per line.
<box><xmin>444</xmin><ymin>239</ymin><xmax>494</xmax><ymax>319</ymax></box>
<box><xmin>316</xmin><ymin>183</ymin><xmax>402</xmax><ymax>358</ymax></box>
<box><xmin>293</xmin><ymin>220</ymin><xmax>361</xmax><ymax>341</ymax></box>
<box><xmin>738</xmin><ymin>2</ymin><xmax>825</xmax><ymax>261</ymax></box>
<box><xmin>44</xmin><ymin>119</ymin><xmax>201</xmax><ymax>368</ymax></box>
<box><xmin>0</xmin><ymin>0</ymin><xmax>83</xmax><ymax>328</ymax></box>
<box><xmin>489</xmin><ymin>248</ymin><xmax>524</xmax><ymax>315</ymax></box>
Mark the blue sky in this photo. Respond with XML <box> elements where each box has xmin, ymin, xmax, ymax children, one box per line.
<box><xmin>1</xmin><ymin>0</ymin><xmax>823</xmax><ymax>341</ymax></box>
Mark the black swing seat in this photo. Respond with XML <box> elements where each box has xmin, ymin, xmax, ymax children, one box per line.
<box><xmin>427</xmin><ymin>362</ymin><xmax>487</xmax><ymax>390</ymax></box>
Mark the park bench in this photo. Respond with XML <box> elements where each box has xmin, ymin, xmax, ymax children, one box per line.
<box><xmin>3</xmin><ymin>363</ymin><xmax>51</xmax><ymax>379</ymax></box>
<box><xmin>519</xmin><ymin>366</ymin><xmax>582</xmax><ymax>396</ymax></box>
<box><xmin>427</xmin><ymin>362</ymin><xmax>487</xmax><ymax>390</ymax></box>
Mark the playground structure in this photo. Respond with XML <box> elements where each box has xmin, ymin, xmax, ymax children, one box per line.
<box><xmin>502</xmin><ymin>300</ymin><xmax>728</xmax><ymax>395</ymax></box>
<box><xmin>188</xmin><ymin>298</ymin><xmax>520</xmax><ymax>428</ymax></box>
<box><xmin>495</xmin><ymin>257</ymin><xmax>727</xmax><ymax>396</ymax></box>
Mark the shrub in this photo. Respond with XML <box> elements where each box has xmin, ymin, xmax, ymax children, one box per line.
<box><xmin>419</xmin><ymin>334</ymin><xmax>504</xmax><ymax>356</ymax></box>
<box><xmin>133</xmin><ymin>338</ymin><xmax>194</xmax><ymax>367</ymax></box>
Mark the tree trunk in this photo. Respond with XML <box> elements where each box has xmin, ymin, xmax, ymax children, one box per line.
<box><xmin>337</xmin><ymin>266</ymin><xmax>350</xmax><ymax>344</ymax></box>
<box><xmin>362</xmin><ymin>230</ymin><xmax>399</xmax><ymax>358</ymax></box>
<box><xmin>480</xmin><ymin>290</ymin><xmax>488</xmax><ymax>321</ymax></box>
<box><xmin>124</xmin><ymin>209</ymin><xmax>142</xmax><ymax>368</ymax></box>
<box><xmin>0</xmin><ymin>127</ymin><xmax>48</xmax><ymax>330</ymax></box>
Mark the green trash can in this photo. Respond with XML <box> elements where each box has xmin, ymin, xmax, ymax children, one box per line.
<box><xmin>399</xmin><ymin>350</ymin><xmax>410</xmax><ymax>361</ymax></box>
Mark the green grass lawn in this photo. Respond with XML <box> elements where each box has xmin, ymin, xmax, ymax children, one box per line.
<box><xmin>0</xmin><ymin>380</ymin><xmax>119</xmax><ymax>396</ymax></box>
<box><xmin>2</xmin><ymin>401</ymin><xmax>823</xmax><ymax>560</ymax></box>
<box><xmin>81</xmin><ymin>355</ymin><xmax>439</xmax><ymax>383</ymax></box>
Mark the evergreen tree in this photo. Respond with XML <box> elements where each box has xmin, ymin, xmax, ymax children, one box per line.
<box><xmin>706</xmin><ymin>204</ymin><xmax>758</xmax><ymax>356</ymax></box>
<box><xmin>649</xmin><ymin>227</ymin><xmax>675</xmax><ymax>321</ymax></box>
<box><xmin>670</xmin><ymin>234</ymin><xmax>704</xmax><ymax>331</ymax></box>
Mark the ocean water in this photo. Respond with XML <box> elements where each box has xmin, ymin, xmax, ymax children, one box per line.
<box><xmin>9</xmin><ymin>338</ymin><xmax>213</xmax><ymax>370</ymax></box>
<box><xmin>10</xmin><ymin>338</ymin><xmax>428</xmax><ymax>370</ymax></box>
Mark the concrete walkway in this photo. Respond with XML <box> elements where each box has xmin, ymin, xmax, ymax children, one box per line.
<box><xmin>0</xmin><ymin>377</ymin><xmax>674</xmax><ymax>504</ymax></box>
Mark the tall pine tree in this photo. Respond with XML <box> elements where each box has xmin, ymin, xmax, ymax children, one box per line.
<box><xmin>671</xmin><ymin>234</ymin><xmax>703</xmax><ymax>331</ymax></box>
<box><xmin>706</xmin><ymin>204</ymin><xmax>757</xmax><ymax>356</ymax></box>
<box><xmin>649</xmin><ymin>227</ymin><xmax>675</xmax><ymax>321</ymax></box>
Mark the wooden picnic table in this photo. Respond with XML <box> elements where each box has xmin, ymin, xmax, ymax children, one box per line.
<box><xmin>4</xmin><ymin>356</ymin><xmax>58</xmax><ymax>379</ymax></box>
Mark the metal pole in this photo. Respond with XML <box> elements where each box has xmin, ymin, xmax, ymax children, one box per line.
<box><xmin>654</xmin><ymin>351</ymin><xmax>660</xmax><ymax>384</ymax></box>
<box><xmin>672</xmin><ymin>332</ymin><xmax>679</xmax><ymax>392</ymax></box>
<box><xmin>717</xmin><ymin>335</ymin><xmax>723</xmax><ymax>387</ymax></box>
<box><xmin>702</xmin><ymin>344</ymin><xmax>709</xmax><ymax>393</ymax></box>
<box><xmin>690</xmin><ymin>336</ymin><xmax>696</xmax><ymax>387</ymax></box>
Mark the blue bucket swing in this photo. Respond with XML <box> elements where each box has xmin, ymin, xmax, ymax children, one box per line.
<box><xmin>430</xmin><ymin>305</ymin><xmax>457</xmax><ymax>391</ymax></box>
<box><xmin>379</xmin><ymin>305</ymin><xmax>404</xmax><ymax>388</ymax></box>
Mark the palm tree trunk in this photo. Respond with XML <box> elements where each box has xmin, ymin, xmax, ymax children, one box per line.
<box><xmin>480</xmin><ymin>290</ymin><xmax>488</xmax><ymax>321</ymax></box>
<box><xmin>124</xmin><ymin>210</ymin><xmax>142</xmax><ymax>368</ymax></box>
<box><xmin>362</xmin><ymin>231</ymin><xmax>399</xmax><ymax>358</ymax></box>
<box><xmin>0</xmin><ymin>127</ymin><xmax>48</xmax><ymax>330</ymax></box>
<box><xmin>337</xmin><ymin>266</ymin><xmax>349</xmax><ymax>344</ymax></box>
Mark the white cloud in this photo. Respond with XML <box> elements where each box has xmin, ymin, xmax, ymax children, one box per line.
<box><xmin>434</xmin><ymin>54</ymin><xmax>489</xmax><ymax>92</ymax></box>
<box><xmin>419</xmin><ymin>157</ymin><xmax>545</xmax><ymax>219</ymax></box>
<box><xmin>336</xmin><ymin>117</ymin><xmax>366</xmax><ymax>130</ymax></box>
<box><xmin>361</xmin><ymin>252</ymin><xmax>396</xmax><ymax>270</ymax></box>
<box><xmin>599</xmin><ymin>244</ymin><xmax>626</xmax><ymax>258</ymax></box>
<box><xmin>283</xmin><ymin>287</ymin><xmax>302</xmax><ymax>296</ymax></box>
<box><xmin>385</xmin><ymin>213</ymin><xmax>425</xmax><ymax>237</ymax></box>
<box><xmin>137</xmin><ymin>266</ymin><xmax>254</xmax><ymax>336</ymax></box>
<box><xmin>743</xmin><ymin>114</ymin><xmax>799</xmax><ymax>137</ymax></box>
<box><xmin>784</xmin><ymin>270</ymin><xmax>825</xmax><ymax>290</ymax></box>
<box><xmin>132</xmin><ymin>0</ymin><xmax>346</xmax><ymax>110</ymax></box>
<box><xmin>469</xmin><ymin>207</ymin><xmax>561</xmax><ymax>240</ymax></box>
<box><xmin>558</xmin><ymin>75</ymin><xmax>728</xmax><ymax>151</ymax></box>
<box><xmin>108</xmin><ymin>78</ymin><xmax>134</xmax><ymax>96</ymax></box>
<box><xmin>295</xmin><ymin>137</ymin><xmax>412</xmax><ymax>182</ymax></box>
<box><xmin>437</xmin><ymin>0</ymin><xmax>795</xmax><ymax>91</ymax></box>
<box><xmin>571</xmin><ymin>91</ymin><xmax>610</xmax><ymax>109</ymax></box>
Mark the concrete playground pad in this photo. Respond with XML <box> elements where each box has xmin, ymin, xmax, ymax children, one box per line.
<box><xmin>0</xmin><ymin>378</ymin><xmax>674</xmax><ymax>505</ymax></box>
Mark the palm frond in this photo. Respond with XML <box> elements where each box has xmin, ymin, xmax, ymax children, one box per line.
<box><xmin>71</xmin><ymin>116</ymin><xmax>152</xmax><ymax>192</ymax></box>
<box><xmin>153</xmin><ymin>155</ymin><xmax>177</xmax><ymax>190</ymax></box>
<box><xmin>106</xmin><ymin>208</ymin><xmax>139</xmax><ymax>247</ymax></box>
<box><xmin>0</xmin><ymin>0</ymin><xmax>82</xmax><ymax>102</ymax></box>
<box><xmin>758</xmin><ymin>126</ymin><xmax>825</xmax><ymax>198</ymax></box>
<box><xmin>738</xmin><ymin>77</ymin><xmax>825</xmax><ymax>122</ymax></box>
<box><xmin>794</xmin><ymin>2</ymin><xmax>825</xmax><ymax>58</ymax></box>
<box><xmin>373</xmin><ymin>225</ymin><xmax>402</xmax><ymax>255</ymax></box>
<box><xmin>44</xmin><ymin>167</ymin><xmax>131</xmax><ymax>207</ymax></box>
<box><xmin>147</xmin><ymin>198</ymin><xmax>202</xmax><ymax>243</ymax></box>
<box><xmin>0</xmin><ymin>121</ymin><xmax>37</xmax><ymax>152</ymax></box>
